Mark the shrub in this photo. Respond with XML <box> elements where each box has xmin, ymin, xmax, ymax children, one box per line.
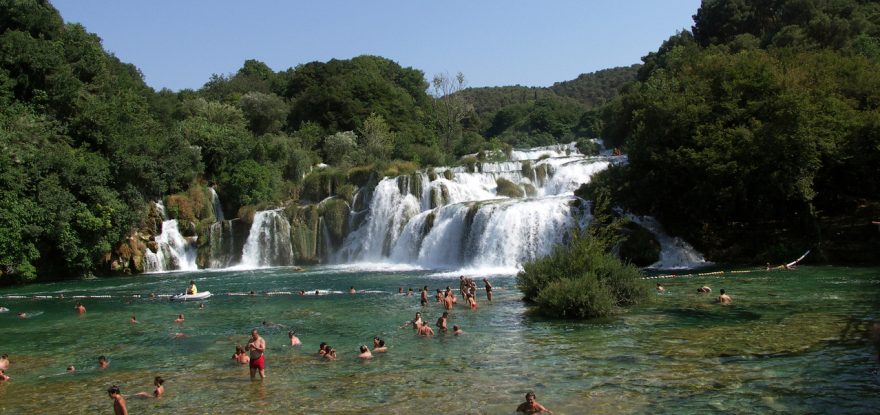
<box><xmin>347</xmin><ymin>165</ymin><xmax>376</xmax><ymax>187</ymax></box>
<box><xmin>517</xmin><ymin>232</ymin><xmax>649</xmax><ymax>319</ymax></box>
<box><xmin>535</xmin><ymin>276</ymin><xmax>614</xmax><ymax>319</ymax></box>
<box><xmin>461</xmin><ymin>155</ymin><xmax>480</xmax><ymax>173</ymax></box>
<box><xmin>383</xmin><ymin>159</ymin><xmax>419</xmax><ymax>177</ymax></box>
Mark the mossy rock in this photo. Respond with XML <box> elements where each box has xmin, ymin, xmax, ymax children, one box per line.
<box><xmin>427</xmin><ymin>168</ymin><xmax>438</xmax><ymax>182</ymax></box>
<box><xmin>618</xmin><ymin>222</ymin><xmax>661</xmax><ymax>267</ymax></box>
<box><xmin>520</xmin><ymin>160</ymin><xmax>533</xmax><ymax>178</ymax></box>
<box><xmin>496</xmin><ymin>177</ymin><xmax>524</xmax><ymax>198</ymax></box>
<box><xmin>347</xmin><ymin>165</ymin><xmax>376</xmax><ymax>187</ymax></box>
<box><xmin>524</xmin><ymin>183</ymin><xmax>538</xmax><ymax>197</ymax></box>
<box><xmin>535</xmin><ymin>164</ymin><xmax>548</xmax><ymax>186</ymax></box>
<box><xmin>461</xmin><ymin>156</ymin><xmax>480</xmax><ymax>173</ymax></box>
<box><xmin>443</xmin><ymin>170</ymin><xmax>454</xmax><ymax>180</ymax></box>
<box><xmin>289</xmin><ymin>205</ymin><xmax>321</xmax><ymax>263</ymax></box>
<box><xmin>319</xmin><ymin>198</ymin><xmax>350</xmax><ymax>250</ymax></box>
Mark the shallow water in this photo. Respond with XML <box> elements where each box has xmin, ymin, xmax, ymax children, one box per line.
<box><xmin>0</xmin><ymin>266</ymin><xmax>878</xmax><ymax>414</ymax></box>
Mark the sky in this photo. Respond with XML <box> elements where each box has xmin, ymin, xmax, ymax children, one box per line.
<box><xmin>51</xmin><ymin>0</ymin><xmax>703</xmax><ymax>92</ymax></box>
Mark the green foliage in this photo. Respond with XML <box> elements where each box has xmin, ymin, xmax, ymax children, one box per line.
<box><xmin>322</xmin><ymin>131</ymin><xmax>358</xmax><ymax>166</ymax></box>
<box><xmin>495</xmin><ymin>177</ymin><xmax>524</xmax><ymax>198</ymax></box>
<box><xmin>223</xmin><ymin>160</ymin><xmax>280</xmax><ymax>207</ymax></box>
<box><xmin>300</xmin><ymin>168</ymin><xmax>346</xmax><ymax>203</ymax></box>
<box><xmin>535</xmin><ymin>276</ymin><xmax>614</xmax><ymax>319</ymax></box>
<box><xmin>319</xmin><ymin>198</ymin><xmax>350</xmax><ymax>249</ymax></box>
<box><xmin>239</xmin><ymin>91</ymin><xmax>288</xmax><ymax>135</ymax></box>
<box><xmin>356</xmin><ymin>113</ymin><xmax>395</xmax><ymax>164</ymax></box>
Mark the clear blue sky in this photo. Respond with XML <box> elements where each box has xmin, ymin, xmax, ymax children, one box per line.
<box><xmin>51</xmin><ymin>0</ymin><xmax>703</xmax><ymax>91</ymax></box>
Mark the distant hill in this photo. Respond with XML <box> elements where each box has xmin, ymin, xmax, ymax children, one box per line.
<box><xmin>459</xmin><ymin>64</ymin><xmax>640</xmax><ymax>117</ymax></box>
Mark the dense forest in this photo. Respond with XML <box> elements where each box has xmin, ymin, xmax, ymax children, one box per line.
<box><xmin>0</xmin><ymin>0</ymin><xmax>631</xmax><ymax>283</ymax></box>
<box><xmin>585</xmin><ymin>0</ymin><xmax>880</xmax><ymax>263</ymax></box>
<box><xmin>2</xmin><ymin>0</ymin><xmax>878</xmax><ymax>284</ymax></box>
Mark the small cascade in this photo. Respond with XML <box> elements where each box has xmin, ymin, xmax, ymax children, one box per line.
<box><xmin>144</xmin><ymin>218</ymin><xmax>198</xmax><ymax>272</ymax></box>
<box><xmin>206</xmin><ymin>220</ymin><xmax>243</xmax><ymax>268</ymax></box>
<box><xmin>238</xmin><ymin>210</ymin><xmax>295</xmax><ymax>268</ymax></box>
<box><xmin>628</xmin><ymin>215</ymin><xmax>710</xmax><ymax>269</ymax></box>
<box><xmin>209</xmin><ymin>187</ymin><xmax>224</xmax><ymax>221</ymax></box>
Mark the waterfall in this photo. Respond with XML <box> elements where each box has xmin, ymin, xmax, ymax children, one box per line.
<box><xmin>238</xmin><ymin>210</ymin><xmax>294</xmax><ymax>268</ymax></box>
<box><xmin>628</xmin><ymin>215</ymin><xmax>710</xmax><ymax>269</ymax></box>
<box><xmin>209</xmin><ymin>187</ymin><xmax>224</xmax><ymax>221</ymax></box>
<box><xmin>144</xmin><ymin>218</ymin><xmax>198</xmax><ymax>272</ymax></box>
<box><xmin>337</xmin><ymin>144</ymin><xmax>620</xmax><ymax>270</ymax></box>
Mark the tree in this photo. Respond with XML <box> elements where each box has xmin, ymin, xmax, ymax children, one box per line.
<box><xmin>357</xmin><ymin>113</ymin><xmax>395</xmax><ymax>163</ymax></box>
<box><xmin>239</xmin><ymin>91</ymin><xmax>287</xmax><ymax>135</ymax></box>
<box><xmin>431</xmin><ymin>71</ymin><xmax>472</xmax><ymax>152</ymax></box>
<box><xmin>322</xmin><ymin>131</ymin><xmax>358</xmax><ymax>166</ymax></box>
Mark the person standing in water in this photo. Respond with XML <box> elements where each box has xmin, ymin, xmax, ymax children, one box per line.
<box><xmin>246</xmin><ymin>329</ymin><xmax>266</xmax><ymax>380</ymax></box>
<box><xmin>358</xmin><ymin>345</ymin><xmax>373</xmax><ymax>359</ymax></box>
<box><xmin>0</xmin><ymin>354</ymin><xmax>9</xmax><ymax>370</ymax></box>
<box><xmin>74</xmin><ymin>302</ymin><xmax>86</xmax><ymax>315</ymax></box>
<box><xmin>437</xmin><ymin>312</ymin><xmax>449</xmax><ymax>333</ymax></box>
<box><xmin>516</xmin><ymin>391</ymin><xmax>552</xmax><ymax>414</ymax></box>
<box><xmin>108</xmin><ymin>385</ymin><xmax>128</xmax><ymax>415</ymax></box>
<box><xmin>420</xmin><ymin>286</ymin><xmax>429</xmax><ymax>306</ymax></box>
<box><xmin>483</xmin><ymin>278</ymin><xmax>493</xmax><ymax>302</ymax></box>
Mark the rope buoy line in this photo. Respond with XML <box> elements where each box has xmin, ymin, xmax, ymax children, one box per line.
<box><xmin>1</xmin><ymin>290</ymin><xmax>402</xmax><ymax>300</ymax></box>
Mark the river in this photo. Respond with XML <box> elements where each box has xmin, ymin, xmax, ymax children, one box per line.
<box><xmin>0</xmin><ymin>265</ymin><xmax>878</xmax><ymax>413</ymax></box>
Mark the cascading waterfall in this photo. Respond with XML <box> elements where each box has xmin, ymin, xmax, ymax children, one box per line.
<box><xmin>337</xmin><ymin>145</ymin><xmax>616</xmax><ymax>270</ymax></box>
<box><xmin>144</xmin><ymin>201</ymin><xmax>198</xmax><ymax>272</ymax></box>
<box><xmin>238</xmin><ymin>210</ymin><xmax>294</xmax><ymax>268</ymax></box>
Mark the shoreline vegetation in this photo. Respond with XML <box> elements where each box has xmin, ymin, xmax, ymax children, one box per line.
<box><xmin>2</xmin><ymin>0</ymin><xmax>879</xmax><ymax>287</ymax></box>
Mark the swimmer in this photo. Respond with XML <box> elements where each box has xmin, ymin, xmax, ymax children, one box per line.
<box><xmin>373</xmin><ymin>338</ymin><xmax>388</xmax><ymax>353</ymax></box>
<box><xmin>435</xmin><ymin>289</ymin><xmax>443</xmax><ymax>303</ymax></box>
<box><xmin>0</xmin><ymin>306</ymin><xmax>9</xmax><ymax>312</ymax></box>
<box><xmin>198</xmin><ymin>303</ymin><xmax>205</xmax><ymax>310</ymax></box>
<box><xmin>233</xmin><ymin>345</ymin><xmax>250</xmax><ymax>364</ymax></box>
<box><xmin>66</xmin><ymin>365</ymin><xmax>75</xmax><ymax>373</ymax></box>
<box><xmin>697</xmin><ymin>286</ymin><xmax>711</xmax><ymax>294</ymax></box>
<box><xmin>656</xmin><ymin>283</ymin><xmax>665</xmax><ymax>294</ymax></box>
<box><xmin>483</xmin><ymin>278</ymin><xmax>493</xmax><ymax>302</ymax></box>
<box><xmin>314</xmin><ymin>290</ymin><xmax>320</xmax><ymax>296</ymax></box>
<box><xmin>135</xmin><ymin>376</ymin><xmax>165</xmax><ymax>398</ymax></box>
<box><xmin>0</xmin><ymin>369</ymin><xmax>9</xmax><ymax>382</ymax></box>
<box><xmin>0</xmin><ymin>354</ymin><xmax>8</xmax><ymax>370</ymax></box>
<box><xmin>407</xmin><ymin>288</ymin><xmax>414</xmax><ymax>296</ymax></box>
<box><xmin>417</xmin><ymin>320</ymin><xmax>435</xmax><ymax>336</ymax></box>
<box><xmin>358</xmin><ymin>345</ymin><xmax>373</xmax><ymax>359</ymax></box>
<box><xmin>398</xmin><ymin>287</ymin><xmax>404</xmax><ymax>295</ymax></box>
<box><xmin>324</xmin><ymin>347</ymin><xmax>337</xmax><ymax>360</ymax></box>
<box><xmin>420</xmin><ymin>286</ymin><xmax>429</xmax><ymax>306</ymax></box>
<box><xmin>437</xmin><ymin>312</ymin><xmax>448</xmax><ymax>333</ymax></box>
<box><xmin>288</xmin><ymin>331</ymin><xmax>301</xmax><ymax>347</ymax></box>
<box><xmin>318</xmin><ymin>342</ymin><xmax>328</xmax><ymax>357</ymax></box>
<box><xmin>717</xmin><ymin>289</ymin><xmax>732</xmax><ymax>304</ymax></box>
<box><xmin>108</xmin><ymin>385</ymin><xmax>128</xmax><ymax>415</ymax></box>
<box><xmin>17</xmin><ymin>312</ymin><xmax>28</xmax><ymax>318</ymax></box>
<box><xmin>130</xmin><ymin>315</ymin><xmax>138</xmax><ymax>324</ymax></box>
<box><xmin>98</xmin><ymin>355</ymin><xmax>109</xmax><ymax>369</ymax></box>
<box><xmin>172</xmin><ymin>332</ymin><xmax>187</xmax><ymax>339</ymax></box>
<box><xmin>516</xmin><ymin>391</ymin><xmax>552</xmax><ymax>414</ymax></box>
<box><xmin>74</xmin><ymin>302</ymin><xmax>86</xmax><ymax>315</ymax></box>
<box><xmin>349</xmin><ymin>286</ymin><xmax>356</xmax><ymax>294</ymax></box>
<box><xmin>174</xmin><ymin>314</ymin><xmax>185</xmax><ymax>324</ymax></box>
<box><xmin>299</xmin><ymin>290</ymin><xmax>305</xmax><ymax>296</ymax></box>
<box><xmin>453</xmin><ymin>325</ymin><xmax>463</xmax><ymax>336</ymax></box>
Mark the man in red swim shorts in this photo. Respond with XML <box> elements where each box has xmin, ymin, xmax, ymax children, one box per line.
<box><xmin>246</xmin><ymin>329</ymin><xmax>266</xmax><ymax>380</ymax></box>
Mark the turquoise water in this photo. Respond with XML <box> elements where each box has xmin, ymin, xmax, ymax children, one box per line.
<box><xmin>0</xmin><ymin>266</ymin><xmax>878</xmax><ymax>414</ymax></box>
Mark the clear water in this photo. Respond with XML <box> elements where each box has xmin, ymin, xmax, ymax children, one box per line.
<box><xmin>0</xmin><ymin>266</ymin><xmax>878</xmax><ymax>414</ymax></box>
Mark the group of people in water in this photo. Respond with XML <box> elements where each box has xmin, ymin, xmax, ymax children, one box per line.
<box><xmin>655</xmin><ymin>282</ymin><xmax>733</xmax><ymax>304</ymax></box>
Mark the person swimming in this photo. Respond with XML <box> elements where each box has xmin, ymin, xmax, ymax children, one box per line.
<box><xmin>174</xmin><ymin>314</ymin><xmax>185</xmax><ymax>323</ymax></box>
<box><xmin>656</xmin><ymin>283</ymin><xmax>666</xmax><ymax>294</ymax></box>
<box><xmin>358</xmin><ymin>345</ymin><xmax>372</xmax><ymax>359</ymax></box>
<box><xmin>98</xmin><ymin>355</ymin><xmax>109</xmax><ymax>369</ymax></box>
<box><xmin>372</xmin><ymin>338</ymin><xmax>388</xmax><ymax>353</ymax></box>
<box><xmin>233</xmin><ymin>345</ymin><xmax>250</xmax><ymax>364</ymax></box>
<box><xmin>130</xmin><ymin>315</ymin><xmax>138</xmax><ymax>324</ymax></box>
<box><xmin>288</xmin><ymin>331</ymin><xmax>301</xmax><ymax>346</ymax></box>
<box><xmin>453</xmin><ymin>325</ymin><xmax>463</xmax><ymax>336</ymax></box>
<box><xmin>0</xmin><ymin>369</ymin><xmax>9</xmax><ymax>382</ymax></box>
<box><xmin>516</xmin><ymin>391</ymin><xmax>552</xmax><ymax>414</ymax></box>
<box><xmin>324</xmin><ymin>347</ymin><xmax>337</xmax><ymax>360</ymax></box>
<box><xmin>0</xmin><ymin>354</ymin><xmax>9</xmax><ymax>370</ymax></box>
<box><xmin>135</xmin><ymin>376</ymin><xmax>165</xmax><ymax>398</ymax></box>
<box><xmin>416</xmin><ymin>320</ymin><xmax>435</xmax><ymax>336</ymax></box>
<box><xmin>697</xmin><ymin>286</ymin><xmax>711</xmax><ymax>294</ymax></box>
<box><xmin>717</xmin><ymin>289</ymin><xmax>732</xmax><ymax>304</ymax></box>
